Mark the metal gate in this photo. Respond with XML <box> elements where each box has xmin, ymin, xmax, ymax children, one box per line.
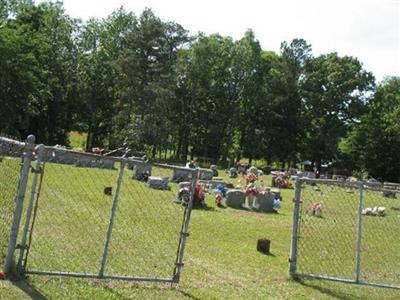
<box><xmin>2</xmin><ymin>135</ymin><xmax>196</xmax><ymax>283</ymax></box>
<box><xmin>289</xmin><ymin>178</ymin><xmax>400</xmax><ymax>290</ymax></box>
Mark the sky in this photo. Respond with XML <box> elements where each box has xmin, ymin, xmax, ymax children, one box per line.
<box><xmin>38</xmin><ymin>0</ymin><xmax>399</xmax><ymax>82</ymax></box>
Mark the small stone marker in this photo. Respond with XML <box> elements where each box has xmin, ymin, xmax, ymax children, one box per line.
<box><xmin>257</xmin><ymin>238</ymin><xmax>271</xmax><ymax>254</ymax></box>
<box><xmin>104</xmin><ymin>186</ymin><xmax>112</xmax><ymax>196</ymax></box>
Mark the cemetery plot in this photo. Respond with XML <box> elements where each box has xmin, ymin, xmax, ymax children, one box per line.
<box><xmin>291</xmin><ymin>179</ymin><xmax>400</xmax><ymax>289</ymax></box>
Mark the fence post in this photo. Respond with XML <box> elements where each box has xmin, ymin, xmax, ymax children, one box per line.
<box><xmin>98</xmin><ymin>160</ymin><xmax>126</xmax><ymax>277</ymax></box>
<box><xmin>355</xmin><ymin>182</ymin><xmax>364</xmax><ymax>282</ymax></box>
<box><xmin>16</xmin><ymin>144</ymin><xmax>45</xmax><ymax>275</ymax></box>
<box><xmin>289</xmin><ymin>178</ymin><xmax>302</xmax><ymax>275</ymax></box>
<box><xmin>173</xmin><ymin>168</ymin><xmax>199</xmax><ymax>282</ymax></box>
<box><xmin>3</xmin><ymin>135</ymin><xmax>35</xmax><ymax>275</ymax></box>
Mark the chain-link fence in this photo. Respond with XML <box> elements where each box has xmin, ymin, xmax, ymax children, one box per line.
<box><xmin>1</xmin><ymin>135</ymin><xmax>197</xmax><ymax>283</ymax></box>
<box><xmin>290</xmin><ymin>178</ymin><xmax>400</xmax><ymax>290</ymax></box>
<box><xmin>0</xmin><ymin>137</ymin><xmax>25</xmax><ymax>268</ymax></box>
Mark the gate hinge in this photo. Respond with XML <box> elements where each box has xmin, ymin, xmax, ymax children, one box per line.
<box><xmin>16</xmin><ymin>244</ymin><xmax>28</xmax><ymax>250</ymax></box>
<box><xmin>31</xmin><ymin>167</ymin><xmax>42</xmax><ymax>174</ymax></box>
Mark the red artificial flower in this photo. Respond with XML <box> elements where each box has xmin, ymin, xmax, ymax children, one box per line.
<box><xmin>244</xmin><ymin>173</ymin><xmax>257</xmax><ymax>183</ymax></box>
<box><xmin>0</xmin><ymin>271</ymin><xmax>7</xmax><ymax>280</ymax></box>
<box><xmin>92</xmin><ymin>147</ymin><xmax>104</xmax><ymax>154</ymax></box>
<box><xmin>215</xmin><ymin>194</ymin><xmax>223</xmax><ymax>205</ymax></box>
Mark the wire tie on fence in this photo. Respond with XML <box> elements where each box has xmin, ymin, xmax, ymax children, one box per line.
<box><xmin>181</xmin><ymin>231</ymin><xmax>190</xmax><ymax>237</ymax></box>
<box><xmin>292</xmin><ymin>198</ymin><xmax>302</xmax><ymax>203</ymax></box>
<box><xmin>175</xmin><ymin>262</ymin><xmax>185</xmax><ymax>267</ymax></box>
<box><xmin>16</xmin><ymin>243</ymin><xmax>28</xmax><ymax>250</ymax></box>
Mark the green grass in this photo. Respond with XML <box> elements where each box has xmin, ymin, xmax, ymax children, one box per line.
<box><xmin>68</xmin><ymin>132</ymin><xmax>87</xmax><ymax>151</ymax></box>
<box><xmin>0</xmin><ymin>158</ymin><xmax>399</xmax><ymax>299</ymax></box>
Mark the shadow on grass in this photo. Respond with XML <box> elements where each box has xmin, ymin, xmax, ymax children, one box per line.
<box><xmin>12</xmin><ymin>279</ymin><xmax>49</xmax><ymax>300</ymax></box>
<box><xmin>235</xmin><ymin>206</ymin><xmax>287</xmax><ymax>216</ymax></box>
<box><xmin>174</xmin><ymin>288</ymin><xmax>201</xmax><ymax>300</ymax></box>
<box><xmin>295</xmin><ymin>277</ymin><xmax>364</xmax><ymax>300</ymax></box>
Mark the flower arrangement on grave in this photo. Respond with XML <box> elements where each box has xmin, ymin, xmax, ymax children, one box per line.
<box><xmin>216</xmin><ymin>184</ymin><xmax>227</xmax><ymax>197</ymax></box>
<box><xmin>215</xmin><ymin>193</ymin><xmax>223</xmax><ymax>206</ymax></box>
<box><xmin>92</xmin><ymin>147</ymin><xmax>104</xmax><ymax>154</ymax></box>
<box><xmin>245</xmin><ymin>184</ymin><xmax>259</xmax><ymax>196</ymax></box>
<box><xmin>244</xmin><ymin>173</ymin><xmax>257</xmax><ymax>184</ymax></box>
<box><xmin>194</xmin><ymin>183</ymin><xmax>206</xmax><ymax>206</ymax></box>
<box><xmin>0</xmin><ymin>271</ymin><xmax>6</xmax><ymax>280</ymax></box>
<box><xmin>178</xmin><ymin>187</ymin><xmax>191</xmax><ymax>205</ymax></box>
<box><xmin>308</xmin><ymin>202</ymin><xmax>324</xmax><ymax>217</ymax></box>
<box><xmin>273</xmin><ymin>194</ymin><xmax>282</xmax><ymax>210</ymax></box>
<box><xmin>362</xmin><ymin>206</ymin><xmax>386</xmax><ymax>217</ymax></box>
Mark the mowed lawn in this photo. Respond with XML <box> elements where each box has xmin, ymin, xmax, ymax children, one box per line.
<box><xmin>0</xmin><ymin>157</ymin><xmax>399</xmax><ymax>299</ymax></box>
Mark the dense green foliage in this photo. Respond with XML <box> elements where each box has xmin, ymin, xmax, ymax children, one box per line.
<box><xmin>1</xmin><ymin>1</ymin><xmax>399</xmax><ymax>180</ymax></box>
<box><xmin>341</xmin><ymin>77</ymin><xmax>400</xmax><ymax>182</ymax></box>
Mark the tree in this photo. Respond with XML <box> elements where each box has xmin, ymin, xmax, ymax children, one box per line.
<box><xmin>77</xmin><ymin>8</ymin><xmax>136</xmax><ymax>150</ymax></box>
<box><xmin>342</xmin><ymin>77</ymin><xmax>400</xmax><ymax>181</ymax></box>
<box><xmin>300</xmin><ymin>53</ymin><xmax>375</xmax><ymax>171</ymax></box>
<box><xmin>114</xmin><ymin>9</ymin><xmax>190</xmax><ymax>156</ymax></box>
<box><xmin>233</xmin><ymin>30</ymin><xmax>267</xmax><ymax>164</ymax></box>
<box><xmin>0</xmin><ymin>1</ymin><xmax>79</xmax><ymax>144</ymax></box>
<box><xmin>263</xmin><ymin>39</ymin><xmax>312</xmax><ymax>167</ymax></box>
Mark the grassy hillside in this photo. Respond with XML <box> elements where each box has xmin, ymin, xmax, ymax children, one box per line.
<box><xmin>0</xmin><ymin>158</ymin><xmax>399</xmax><ymax>299</ymax></box>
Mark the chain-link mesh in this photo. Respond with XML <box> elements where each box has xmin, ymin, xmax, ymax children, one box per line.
<box><xmin>296</xmin><ymin>180</ymin><xmax>359</xmax><ymax>279</ymax></box>
<box><xmin>23</xmin><ymin>148</ymin><xmax>194</xmax><ymax>281</ymax></box>
<box><xmin>0</xmin><ymin>138</ymin><xmax>24</xmax><ymax>267</ymax></box>
<box><xmin>360</xmin><ymin>187</ymin><xmax>400</xmax><ymax>286</ymax></box>
<box><xmin>293</xmin><ymin>178</ymin><xmax>400</xmax><ymax>289</ymax></box>
<box><xmin>25</xmin><ymin>152</ymin><xmax>119</xmax><ymax>274</ymax></box>
<box><xmin>104</xmin><ymin>166</ymin><xmax>188</xmax><ymax>278</ymax></box>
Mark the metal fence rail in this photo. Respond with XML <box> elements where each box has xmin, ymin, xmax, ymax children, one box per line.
<box><xmin>0</xmin><ymin>137</ymin><xmax>25</xmax><ymax>268</ymax></box>
<box><xmin>290</xmin><ymin>178</ymin><xmax>400</xmax><ymax>290</ymax></box>
<box><xmin>1</xmin><ymin>135</ymin><xmax>197</xmax><ymax>283</ymax></box>
<box><xmin>1</xmin><ymin>136</ymin><xmax>35</xmax><ymax>273</ymax></box>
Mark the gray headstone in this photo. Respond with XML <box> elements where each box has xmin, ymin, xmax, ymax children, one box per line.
<box><xmin>256</xmin><ymin>192</ymin><xmax>275</xmax><ymax>212</ymax></box>
<box><xmin>132</xmin><ymin>163</ymin><xmax>152</xmax><ymax>180</ymax></box>
<box><xmin>171</xmin><ymin>168</ymin><xmax>193</xmax><ymax>182</ymax></box>
<box><xmin>147</xmin><ymin>176</ymin><xmax>170</xmax><ymax>190</ymax></box>
<box><xmin>199</xmin><ymin>168</ymin><xmax>214</xmax><ymax>180</ymax></box>
<box><xmin>248</xmin><ymin>166</ymin><xmax>258</xmax><ymax>175</ymax></box>
<box><xmin>47</xmin><ymin>150</ymin><xmax>78</xmax><ymax>165</ymax></box>
<box><xmin>225</xmin><ymin>190</ymin><xmax>245</xmax><ymax>208</ymax></box>
<box><xmin>229</xmin><ymin>168</ymin><xmax>238</xmax><ymax>178</ymax></box>
<box><xmin>75</xmin><ymin>156</ymin><xmax>93</xmax><ymax>167</ymax></box>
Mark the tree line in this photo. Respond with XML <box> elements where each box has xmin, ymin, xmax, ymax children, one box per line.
<box><xmin>1</xmin><ymin>1</ymin><xmax>399</xmax><ymax>181</ymax></box>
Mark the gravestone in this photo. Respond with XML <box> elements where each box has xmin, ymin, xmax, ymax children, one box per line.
<box><xmin>225</xmin><ymin>190</ymin><xmax>245</xmax><ymax>208</ymax></box>
<box><xmin>229</xmin><ymin>168</ymin><xmax>238</xmax><ymax>178</ymax></box>
<box><xmin>146</xmin><ymin>176</ymin><xmax>170</xmax><ymax>190</ymax></box>
<box><xmin>256</xmin><ymin>191</ymin><xmax>275</xmax><ymax>212</ymax></box>
<box><xmin>132</xmin><ymin>162</ymin><xmax>152</xmax><ymax>181</ymax></box>
<box><xmin>247</xmin><ymin>166</ymin><xmax>258</xmax><ymax>175</ymax></box>
<box><xmin>47</xmin><ymin>149</ymin><xmax>78</xmax><ymax>165</ymax></box>
<box><xmin>198</xmin><ymin>179</ymin><xmax>226</xmax><ymax>190</ymax></box>
<box><xmin>199</xmin><ymin>168</ymin><xmax>214</xmax><ymax>180</ymax></box>
<box><xmin>98</xmin><ymin>159</ymin><xmax>115</xmax><ymax>169</ymax></box>
<box><xmin>75</xmin><ymin>156</ymin><xmax>93</xmax><ymax>168</ymax></box>
<box><xmin>257</xmin><ymin>238</ymin><xmax>271</xmax><ymax>254</ymax></box>
<box><xmin>237</xmin><ymin>164</ymin><xmax>247</xmax><ymax>174</ymax></box>
<box><xmin>171</xmin><ymin>168</ymin><xmax>193</xmax><ymax>182</ymax></box>
<box><xmin>210</xmin><ymin>164</ymin><xmax>218</xmax><ymax>177</ymax></box>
